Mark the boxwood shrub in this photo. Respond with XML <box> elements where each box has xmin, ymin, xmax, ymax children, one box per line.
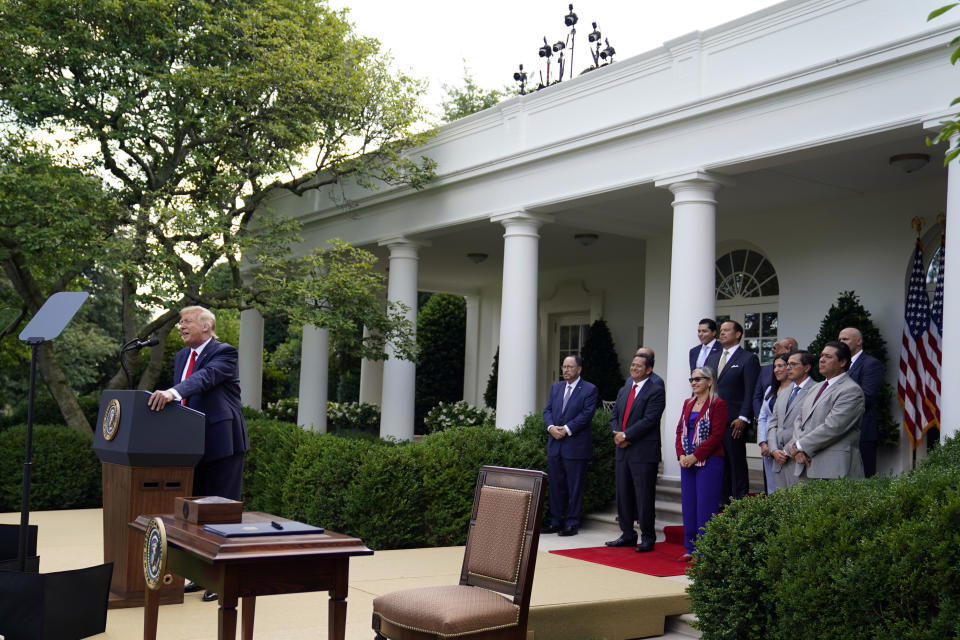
<box><xmin>688</xmin><ymin>435</ymin><xmax>960</xmax><ymax>640</ymax></box>
<box><xmin>243</xmin><ymin>408</ymin><xmax>617</xmax><ymax>550</ymax></box>
<box><xmin>0</xmin><ymin>424</ymin><xmax>101</xmax><ymax>511</ymax></box>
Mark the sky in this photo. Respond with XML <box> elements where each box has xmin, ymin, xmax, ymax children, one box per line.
<box><xmin>327</xmin><ymin>0</ymin><xmax>784</xmax><ymax>119</ymax></box>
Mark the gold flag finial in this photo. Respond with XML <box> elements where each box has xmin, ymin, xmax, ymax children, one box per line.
<box><xmin>911</xmin><ymin>216</ymin><xmax>925</xmax><ymax>237</ymax></box>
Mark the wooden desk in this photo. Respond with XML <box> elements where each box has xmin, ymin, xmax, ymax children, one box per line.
<box><xmin>131</xmin><ymin>512</ymin><xmax>373</xmax><ymax>640</ymax></box>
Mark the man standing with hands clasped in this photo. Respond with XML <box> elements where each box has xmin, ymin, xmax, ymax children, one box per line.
<box><xmin>543</xmin><ymin>355</ymin><xmax>599</xmax><ymax>537</ymax></box>
<box><xmin>605</xmin><ymin>353</ymin><xmax>666</xmax><ymax>552</ymax></box>
<box><xmin>787</xmin><ymin>341</ymin><xmax>865</xmax><ymax>481</ymax></box>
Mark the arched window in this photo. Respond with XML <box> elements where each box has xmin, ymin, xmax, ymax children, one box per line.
<box><xmin>716</xmin><ymin>249</ymin><xmax>779</xmax><ymax>300</ymax></box>
<box><xmin>715</xmin><ymin>249</ymin><xmax>780</xmax><ymax>364</ymax></box>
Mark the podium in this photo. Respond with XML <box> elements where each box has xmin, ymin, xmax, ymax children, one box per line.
<box><xmin>93</xmin><ymin>389</ymin><xmax>205</xmax><ymax>608</ymax></box>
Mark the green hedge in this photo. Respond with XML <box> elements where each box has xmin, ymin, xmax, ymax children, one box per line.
<box><xmin>0</xmin><ymin>425</ymin><xmax>101</xmax><ymax>511</ymax></box>
<box><xmin>0</xmin><ymin>408</ymin><xmax>618</xmax><ymax>554</ymax></box>
<box><xmin>688</xmin><ymin>435</ymin><xmax>960</xmax><ymax>640</ymax></box>
<box><xmin>243</xmin><ymin>409</ymin><xmax>616</xmax><ymax>550</ymax></box>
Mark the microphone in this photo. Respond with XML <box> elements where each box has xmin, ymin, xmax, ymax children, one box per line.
<box><xmin>119</xmin><ymin>337</ymin><xmax>159</xmax><ymax>390</ymax></box>
<box><xmin>121</xmin><ymin>337</ymin><xmax>159</xmax><ymax>352</ymax></box>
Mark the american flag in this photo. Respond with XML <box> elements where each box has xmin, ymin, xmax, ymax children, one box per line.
<box><xmin>927</xmin><ymin>236</ymin><xmax>944</xmax><ymax>426</ymax></box>
<box><xmin>898</xmin><ymin>239</ymin><xmax>940</xmax><ymax>448</ymax></box>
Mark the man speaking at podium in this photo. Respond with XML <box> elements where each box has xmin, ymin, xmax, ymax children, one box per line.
<box><xmin>147</xmin><ymin>306</ymin><xmax>250</xmax><ymax>501</ymax></box>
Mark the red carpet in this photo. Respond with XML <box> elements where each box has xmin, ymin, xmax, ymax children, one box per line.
<box><xmin>549</xmin><ymin>526</ymin><xmax>690</xmax><ymax>577</ymax></box>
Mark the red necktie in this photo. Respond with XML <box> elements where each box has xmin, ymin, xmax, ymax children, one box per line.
<box><xmin>811</xmin><ymin>381</ymin><xmax>827</xmax><ymax>406</ymax></box>
<box><xmin>622</xmin><ymin>383</ymin><xmax>639</xmax><ymax>431</ymax></box>
<box><xmin>181</xmin><ymin>350</ymin><xmax>197</xmax><ymax>405</ymax></box>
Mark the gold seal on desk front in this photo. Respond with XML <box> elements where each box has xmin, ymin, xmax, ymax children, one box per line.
<box><xmin>143</xmin><ymin>517</ymin><xmax>167</xmax><ymax>590</ymax></box>
<box><xmin>101</xmin><ymin>398</ymin><xmax>121</xmax><ymax>441</ymax></box>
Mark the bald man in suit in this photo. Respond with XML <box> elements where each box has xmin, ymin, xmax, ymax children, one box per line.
<box><xmin>787</xmin><ymin>342</ymin><xmax>865</xmax><ymax>481</ymax></box>
<box><xmin>838</xmin><ymin>327</ymin><xmax>884</xmax><ymax>477</ymax></box>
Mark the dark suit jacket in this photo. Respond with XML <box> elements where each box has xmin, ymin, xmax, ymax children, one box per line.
<box><xmin>706</xmin><ymin>346</ymin><xmax>761</xmax><ymax>424</ymax></box>
<box><xmin>689</xmin><ymin>341</ymin><xmax>722</xmax><ymax>372</ymax></box>
<box><xmin>610</xmin><ymin>378</ymin><xmax>666</xmax><ymax>463</ymax></box>
<box><xmin>752</xmin><ymin>363</ymin><xmax>774</xmax><ymax>420</ymax></box>
<box><xmin>847</xmin><ymin>351</ymin><xmax>883</xmax><ymax>442</ymax></box>
<box><xmin>544</xmin><ymin>378</ymin><xmax>599</xmax><ymax>460</ymax></box>
<box><xmin>173</xmin><ymin>339</ymin><xmax>250</xmax><ymax>463</ymax></box>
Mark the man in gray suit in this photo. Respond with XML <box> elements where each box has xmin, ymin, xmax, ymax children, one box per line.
<box><xmin>766</xmin><ymin>350</ymin><xmax>816</xmax><ymax>489</ymax></box>
<box><xmin>787</xmin><ymin>341</ymin><xmax>866</xmax><ymax>481</ymax></box>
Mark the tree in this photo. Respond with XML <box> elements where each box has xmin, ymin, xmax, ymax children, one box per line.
<box><xmin>806</xmin><ymin>290</ymin><xmax>898</xmax><ymax>445</ymax></box>
<box><xmin>0</xmin><ymin>134</ymin><xmax>123</xmax><ymax>432</ymax></box>
<box><xmin>927</xmin><ymin>4</ymin><xmax>960</xmax><ymax>161</ymax></box>
<box><xmin>483</xmin><ymin>347</ymin><xmax>499</xmax><ymax>409</ymax></box>
<box><xmin>0</xmin><ymin>0</ymin><xmax>433</xmax><ymax>429</ymax></box>
<box><xmin>440</xmin><ymin>63</ymin><xmax>510</xmax><ymax>122</ymax></box>
<box><xmin>580</xmin><ymin>319</ymin><xmax>622</xmax><ymax>402</ymax></box>
<box><xmin>414</xmin><ymin>294</ymin><xmax>466</xmax><ymax>431</ymax></box>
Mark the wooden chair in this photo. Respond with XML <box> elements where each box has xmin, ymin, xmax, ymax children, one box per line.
<box><xmin>372</xmin><ymin>466</ymin><xmax>546</xmax><ymax>640</ymax></box>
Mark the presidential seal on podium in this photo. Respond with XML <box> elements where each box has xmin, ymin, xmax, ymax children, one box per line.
<box><xmin>101</xmin><ymin>397</ymin><xmax>121</xmax><ymax>441</ymax></box>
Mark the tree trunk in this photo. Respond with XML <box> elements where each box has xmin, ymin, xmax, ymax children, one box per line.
<box><xmin>36</xmin><ymin>342</ymin><xmax>91</xmax><ymax>434</ymax></box>
<box><xmin>137</xmin><ymin>316</ymin><xmax>178</xmax><ymax>390</ymax></box>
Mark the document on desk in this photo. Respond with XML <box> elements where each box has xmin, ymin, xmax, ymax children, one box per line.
<box><xmin>203</xmin><ymin>520</ymin><xmax>325</xmax><ymax>537</ymax></box>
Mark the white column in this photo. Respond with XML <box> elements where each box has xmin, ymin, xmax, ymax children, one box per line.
<box><xmin>238</xmin><ymin>308</ymin><xmax>264</xmax><ymax>410</ymax></box>
<box><xmin>655</xmin><ymin>171</ymin><xmax>730</xmax><ymax>479</ymax></box>
<box><xmin>358</xmin><ymin>326</ymin><xmax>384</xmax><ymax>407</ymax></box>
<box><xmin>378</xmin><ymin>237</ymin><xmax>422</xmax><ymax>441</ymax></box>
<box><xmin>491</xmin><ymin>212</ymin><xmax>552</xmax><ymax>430</ymax></box>
<box><xmin>941</xmin><ymin>142</ymin><xmax>960</xmax><ymax>442</ymax></box>
<box><xmin>462</xmin><ymin>295</ymin><xmax>480</xmax><ymax>406</ymax></box>
<box><xmin>297</xmin><ymin>324</ymin><xmax>329</xmax><ymax>432</ymax></box>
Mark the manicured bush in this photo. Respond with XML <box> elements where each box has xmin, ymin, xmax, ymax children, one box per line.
<box><xmin>342</xmin><ymin>443</ymin><xmax>427</xmax><ymax>549</ymax></box>
<box><xmin>422</xmin><ymin>401</ymin><xmax>492</xmax><ymax>434</ymax></box>
<box><xmin>242</xmin><ymin>417</ymin><xmax>310</xmax><ymax>512</ymax></box>
<box><xmin>0</xmin><ymin>424</ymin><xmax>101</xmax><ymax>511</ymax></box>
<box><xmin>688</xmin><ymin>435</ymin><xmax>960</xmax><ymax>640</ymax></box>
<box><xmin>240</xmin><ymin>407</ymin><xmax>615</xmax><ymax>551</ymax></box>
<box><xmin>417</xmin><ymin>425</ymin><xmax>530</xmax><ymax>546</ymax></box>
<box><xmin>280</xmin><ymin>432</ymin><xmax>386</xmax><ymax>532</ymax></box>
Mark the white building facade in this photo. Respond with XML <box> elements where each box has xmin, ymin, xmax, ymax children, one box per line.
<box><xmin>242</xmin><ymin>0</ymin><xmax>960</xmax><ymax>479</ymax></box>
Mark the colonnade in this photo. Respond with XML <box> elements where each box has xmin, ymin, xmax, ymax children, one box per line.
<box><xmin>235</xmin><ymin>168</ymin><xmax>959</xmax><ymax>460</ymax></box>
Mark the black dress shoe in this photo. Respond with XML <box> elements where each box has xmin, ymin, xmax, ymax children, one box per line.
<box><xmin>202</xmin><ymin>590</ymin><xmax>219</xmax><ymax>602</ymax></box>
<box><xmin>541</xmin><ymin>523</ymin><xmax>562</xmax><ymax>534</ymax></box>
<box><xmin>635</xmin><ymin>541</ymin><xmax>655</xmax><ymax>553</ymax></box>
<box><xmin>604</xmin><ymin>534</ymin><xmax>638</xmax><ymax>547</ymax></box>
<box><xmin>558</xmin><ymin>526</ymin><xmax>578</xmax><ymax>537</ymax></box>
<box><xmin>184</xmin><ymin>581</ymin><xmax>203</xmax><ymax>593</ymax></box>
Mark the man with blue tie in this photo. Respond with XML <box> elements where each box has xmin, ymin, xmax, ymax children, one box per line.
<box><xmin>689</xmin><ymin>318</ymin><xmax>722</xmax><ymax>372</ymax></box>
<box><xmin>543</xmin><ymin>354</ymin><xmax>599</xmax><ymax>536</ymax></box>
<box><xmin>838</xmin><ymin>327</ymin><xmax>885</xmax><ymax>477</ymax></box>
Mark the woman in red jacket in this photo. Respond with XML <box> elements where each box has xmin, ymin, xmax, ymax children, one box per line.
<box><xmin>675</xmin><ymin>366</ymin><xmax>728</xmax><ymax>561</ymax></box>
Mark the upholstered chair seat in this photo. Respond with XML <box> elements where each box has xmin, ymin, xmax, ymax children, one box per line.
<box><xmin>372</xmin><ymin>466</ymin><xmax>546</xmax><ymax>640</ymax></box>
<box><xmin>373</xmin><ymin>585</ymin><xmax>519</xmax><ymax>638</ymax></box>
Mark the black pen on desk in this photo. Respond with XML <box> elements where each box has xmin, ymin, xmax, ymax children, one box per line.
<box><xmin>271</xmin><ymin>520</ymin><xmax>283</xmax><ymax>530</ymax></box>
